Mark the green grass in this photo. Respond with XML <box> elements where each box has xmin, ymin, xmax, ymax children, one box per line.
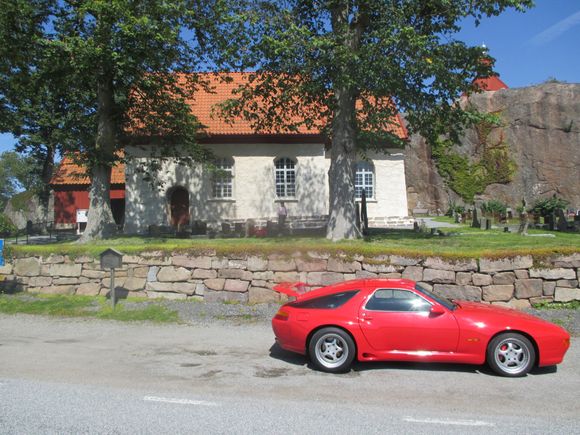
<box><xmin>532</xmin><ymin>300</ymin><xmax>580</xmax><ymax>310</ymax></box>
<box><xmin>429</xmin><ymin>216</ymin><xmax>457</xmax><ymax>224</ymax></box>
<box><xmin>0</xmin><ymin>294</ymin><xmax>179</xmax><ymax>323</ymax></box>
<box><xmin>95</xmin><ymin>304</ymin><xmax>179</xmax><ymax>322</ymax></box>
<box><xmin>6</xmin><ymin>227</ymin><xmax>580</xmax><ymax>260</ymax></box>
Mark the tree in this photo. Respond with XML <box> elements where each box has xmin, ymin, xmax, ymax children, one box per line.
<box><xmin>222</xmin><ymin>0</ymin><xmax>533</xmax><ymax>240</ymax></box>
<box><xmin>0</xmin><ymin>0</ymin><xmax>88</xmax><ymax>222</ymax></box>
<box><xmin>0</xmin><ymin>151</ymin><xmax>42</xmax><ymax>209</ymax></box>
<box><xmin>1</xmin><ymin>0</ymin><xmax>237</xmax><ymax>242</ymax></box>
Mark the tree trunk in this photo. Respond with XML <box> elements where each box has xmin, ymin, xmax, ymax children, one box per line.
<box><xmin>78</xmin><ymin>76</ymin><xmax>116</xmax><ymax>243</ymax></box>
<box><xmin>327</xmin><ymin>87</ymin><xmax>359</xmax><ymax>241</ymax></box>
<box><xmin>38</xmin><ymin>139</ymin><xmax>55</xmax><ymax>226</ymax></box>
<box><xmin>326</xmin><ymin>1</ymin><xmax>362</xmax><ymax>241</ymax></box>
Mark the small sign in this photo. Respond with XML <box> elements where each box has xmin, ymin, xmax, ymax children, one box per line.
<box><xmin>100</xmin><ymin>248</ymin><xmax>124</xmax><ymax>308</ymax></box>
<box><xmin>0</xmin><ymin>239</ymin><xmax>4</xmax><ymax>267</ymax></box>
<box><xmin>100</xmin><ymin>248</ymin><xmax>123</xmax><ymax>270</ymax></box>
<box><xmin>76</xmin><ymin>209</ymin><xmax>89</xmax><ymax>223</ymax></box>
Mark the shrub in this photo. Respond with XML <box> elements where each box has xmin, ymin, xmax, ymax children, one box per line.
<box><xmin>446</xmin><ymin>202</ymin><xmax>465</xmax><ymax>217</ymax></box>
<box><xmin>0</xmin><ymin>213</ymin><xmax>17</xmax><ymax>236</ymax></box>
<box><xmin>482</xmin><ymin>200</ymin><xmax>507</xmax><ymax>217</ymax></box>
<box><xmin>530</xmin><ymin>196</ymin><xmax>569</xmax><ymax>217</ymax></box>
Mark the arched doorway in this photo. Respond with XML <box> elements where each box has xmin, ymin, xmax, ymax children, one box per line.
<box><xmin>169</xmin><ymin>187</ymin><xmax>190</xmax><ymax>227</ymax></box>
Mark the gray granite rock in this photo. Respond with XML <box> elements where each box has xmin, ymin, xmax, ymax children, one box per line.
<box><xmin>515</xmin><ymin>279</ymin><xmax>543</xmax><ymax>299</ymax></box>
<box><xmin>423</xmin><ymin>268</ymin><xmax>455</xmax><ymax>284</ymax></box>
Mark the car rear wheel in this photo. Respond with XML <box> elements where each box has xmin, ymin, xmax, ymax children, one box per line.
<box><xmin>309</xmin><ymin>327</ymin><xmax>355</xmax><ymax>373</ymax></box>
<box><xmin>487</xmin><ymin>333</ymin><xmax>536</xmax><ymax>377</ymax></box>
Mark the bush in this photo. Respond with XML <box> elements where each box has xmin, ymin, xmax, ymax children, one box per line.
<box><xmin>530</xmin><ymin>196</ymin><xmax>569</xmax><ymax>217</ymax></box>
<box><xmin>482</xmin><ymin>200</ymin><xmax>507</xmax><ymax>217</ymax></box>
<box><xmin>446</xmin><ymin>202</ymin><xmax>465</xmax><ymax>217</ymax></box>
<box><xmin>0</xmin><ymin>213</ymin><xmax>17</xmax><ymax>236</ymax></box>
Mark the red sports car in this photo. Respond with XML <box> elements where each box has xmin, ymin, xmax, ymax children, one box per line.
<box><xmin>271</xmin><ymin>279</ymin><xmax>570</xmax><ymax>377</ymax></box>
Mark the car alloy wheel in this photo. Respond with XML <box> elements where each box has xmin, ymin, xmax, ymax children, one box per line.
<box><xmin>309</xmin><ymin>327</ymin><xmax>355</xmax><ymax>373</ymax></box>
<box><xmin>487</xmin><ymin>333</ymin><xmax>535</xmax><ymax>377</ymax></box>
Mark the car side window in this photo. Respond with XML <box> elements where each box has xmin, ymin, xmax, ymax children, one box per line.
<box><xmin>294</xmin><ymin>290</ymin><xmax>359</xmax><ymax>309</ymax></box>
<box><xmin>365</xmin><ymin>289</ymin><xmax>431</xmax><ymax>312</ymax></box>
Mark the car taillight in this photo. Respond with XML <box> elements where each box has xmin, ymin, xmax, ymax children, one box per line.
<box><xmin>564</xmin><ymin>337</ymin><xmax>570</xmax><ymax>349</ymax></box>
<box><xmin>274</xmin><ymin>309</ymin><xmax>289</xmax><ymax>321</ymax></box>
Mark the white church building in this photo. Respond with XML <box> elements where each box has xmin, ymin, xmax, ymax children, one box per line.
<box><xmin>51</xmin><ymin>73</ymin><xmax>411</xmax><ymax>234</ymax></box>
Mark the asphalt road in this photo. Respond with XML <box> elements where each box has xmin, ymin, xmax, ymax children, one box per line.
<box><xmin>1</xmin><ymin>314</ymin><xmax>579</xmax><ymax>434</ymax></box>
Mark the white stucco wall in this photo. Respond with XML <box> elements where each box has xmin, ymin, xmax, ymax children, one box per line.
<box><xmin>358</xmin><ymin>150</ymin><xmax>409</xmax><ymax>218</ymax></box>
<box><xmin>124</xmin><ymin>143</ymin><xmax>329</xmax><ymax>233</ymax></box>
<box><xmin>124</xmin><ymin>144</ymin><xmax>409</xmax><ymax>234</ymax></box>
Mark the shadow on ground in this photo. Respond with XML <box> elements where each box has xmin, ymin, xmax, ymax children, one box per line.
<box><xmin>268</xmin><ymin>342</ymin><xmax>558</xmax><ymax>377</ymax></box>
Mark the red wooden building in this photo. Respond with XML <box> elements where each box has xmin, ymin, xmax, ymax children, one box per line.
<box><xmin>50</xmin><ymin>157</ymin><xmax>126</xmax><ymax>231</ymax></box>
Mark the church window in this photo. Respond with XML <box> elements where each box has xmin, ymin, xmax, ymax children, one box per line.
<box><xmin>275</xmin><ymin>157</ymin><xmax>296</xmax><ymax>198</ymax></box>
<box><xmin>354</xmin><ymin>161</ymin><xmax>374</xmax><ymax>199</ymax></box>
<box><xmin>212</xmin><ymin>157</ymin><xmax>234</xmax><ymax>199</ymax></box>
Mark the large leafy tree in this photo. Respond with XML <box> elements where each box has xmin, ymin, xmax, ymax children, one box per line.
<box><xmin>0</xmin><ymin>0</ymin><xmax>74</xmax><ymax>221</ymax></box>
<box><xmin>223</xmin><ymin>0</ymin><xmax>533</xmax><ymax>240</ymax></box>
<box><xmin>1</xmin><ymin>0</ymin><xmax>236</xmax><ymax>242</ymax></box>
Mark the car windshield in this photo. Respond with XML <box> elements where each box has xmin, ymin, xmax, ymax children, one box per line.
<box><xmin>415</xmin><ymin>284</ymin><xmax>456</xmax><ymax>311</ymax></box>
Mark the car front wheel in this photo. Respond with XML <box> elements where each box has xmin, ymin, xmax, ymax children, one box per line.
<box><xmin>308</xmin><ymin>327</ymin><xmax>355</xmax><ymax>373</ymax></box>
<box><xmin>487</xmin><ymin>332</ymin><xmax>536</xmax><ymax>377</ymax></box>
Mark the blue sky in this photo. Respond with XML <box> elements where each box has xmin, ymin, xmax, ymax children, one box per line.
<box><xmin>1</xmin><ymin>0</ymin><xmax>578</xmax><ymax>154</ymax></box>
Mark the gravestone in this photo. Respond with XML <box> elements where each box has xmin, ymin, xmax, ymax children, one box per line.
<box><xmin>479</xmin><ymin>217</ymin><xmax>487</xmax><ymax>230</ymax></box>
<box><xmin>518</xmin><ymin>199</ymin><xmax>529</xmax><ymax>235</ymax></box>
<box><xmin>556</xmin><ymin>209</ymin><xmax>569</xmax><ymax>231</ymax></box>
<box><xmin>221</xmin><ymin>222</ymin><xmax>232</xmax><ymax>236</ymax></box>
<box><xmin>234</xmin><ymin>222</ymin><xmax>244</xmax><ymax>236</ymax></box>
<box><xmin>546</xmin><ymin>213</ymin><xmax>555</xmax><ymax>231</ymax></box>
<box><xmin>266</xmin><ymin>220</ymin><xmax>276</xmax><ymax>236</ymax></box>
<box><xmin>472</xmin><ymin>207</ymin><xmax>481</xmax><ymax>228</ymax></box>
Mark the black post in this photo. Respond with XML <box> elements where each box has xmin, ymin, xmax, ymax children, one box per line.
<box><xmin>361</xmin><ymin>189</ymin><xmax>368</xmax><ymax>236</ymax></box>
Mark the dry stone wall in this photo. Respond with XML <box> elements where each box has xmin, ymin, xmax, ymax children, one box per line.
<box><xmin>1</xmin><ymin>252</ymin><xmax>579</xmax><ymax>307</ymax></box>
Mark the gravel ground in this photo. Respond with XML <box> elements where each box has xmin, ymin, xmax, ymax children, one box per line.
<box><xmin>4</xmin><ymin>293</ymin><xmax>579</xmax><ymax>334</ymax></box>
<box><xmin>146</xmin><ymin>299</ymin><xmax>280</xmax><ymax>325</ymax></box>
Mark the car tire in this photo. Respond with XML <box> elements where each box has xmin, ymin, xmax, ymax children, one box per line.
<box><xmin>487</xmin><ymin>332</ymin><xmax>536</xmax><ymax>377</ymax></box>
<box><xmin>308</xmin><ymin>327</ymin><xmax>356</xmax><ymax>373</ymax></box>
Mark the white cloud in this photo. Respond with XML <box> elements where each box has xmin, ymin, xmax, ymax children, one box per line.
<box><xmin>530</xmin><ymin>9</ymin><xmax>580</xmax><ymax>46</ymax></box>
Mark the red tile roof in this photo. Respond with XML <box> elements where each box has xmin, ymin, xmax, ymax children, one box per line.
<box><xmin>52</xmin><ymin>73</ymin><xmax>408</xmax><ymax>186</ymax></box>
<box><xmin>472</xmin><ymin>75</ymin><xmax>508</xmax><ymax>92</ymax></box>
<box><xmin>185</xmin><ymin>73</ymin><xmax>321</xmax><ymax>136</ymax></box>
<box><xmin>50</xmin><ymin>156</ymin><xmax>125</xmax><ymax>186</ymax></box>
<box><xmin>184</xmin><ymin>73</ymin><xmax>408</xmax><ymax>139</ymax></box>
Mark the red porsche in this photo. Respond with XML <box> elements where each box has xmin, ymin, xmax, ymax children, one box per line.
<box><xmin>271</xmin><ymin>279</ymin><xmax>570</xmax><ymax>377</ymax></box>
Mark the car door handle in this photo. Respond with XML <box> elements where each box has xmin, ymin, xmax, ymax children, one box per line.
<box><xmin>362</xmin><ymin>314</ymin><xmax>373</xmax><ymax>321</ymax></box>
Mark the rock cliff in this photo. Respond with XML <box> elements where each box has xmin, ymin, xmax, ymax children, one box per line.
<box><xmin>405</xmin><ymin>82</ymin><xmax>580</xmax><ymax>213</ymax></box>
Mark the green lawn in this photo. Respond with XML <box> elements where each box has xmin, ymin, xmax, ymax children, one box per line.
<box><xmin>0</xmin><ymin>294</ymin><xmax>179</xmax><ymax>323</ymax></box>
<box><xmin>6</xmin><ymin>225</ymin><xmax>580</xmax><ymax>259</ymax></box>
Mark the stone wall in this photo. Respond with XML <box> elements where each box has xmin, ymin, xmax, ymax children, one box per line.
<box><xmin>1</xmin><ymin>252</ymin><xmax>579</xmax><ymax>307</ymax></box>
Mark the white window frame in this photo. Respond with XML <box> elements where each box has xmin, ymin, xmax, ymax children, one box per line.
<box><xmin>275</xmin><ymin>157</ymin><xmax>296</xmax><ymax>199</ymax></box>
<box><xmin>354</xmin><ymin>161</ymin><xmax>375</xmax><ymax>200</ymax></box>
<box><xmin>212</xmin><ymin>157</ymin><xmax>234</xmax><ymax>199</ymax></box>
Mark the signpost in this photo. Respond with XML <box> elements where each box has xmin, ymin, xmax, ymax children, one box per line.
<box><xmin>100</xmin><ymin>248</ymin><xmax>123</xmax><ymax>308</ymax></box>
<box><xmin>76</xmin><ymin>209</ymin><xmax>88</xmax><ymax>235</ymax></box>
<box><xmin>0</xmin><ymin>239</ymin><xmax>4</xmax><ymax>267</ymax></box>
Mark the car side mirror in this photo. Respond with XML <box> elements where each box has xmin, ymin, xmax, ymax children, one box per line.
<box><xmin>430</xmin><ymin>304</ymin><xmax>445</xmax><ymax>316</ymax></box>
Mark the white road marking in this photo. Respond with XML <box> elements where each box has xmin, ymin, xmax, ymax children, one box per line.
<box><xmin>404</xmin><ymin>417</ymin><xmax>494</xmax><ymax>427</ymax></box>
<box><xmin>143</xmin><ymin>396</ymin><xmax>219</xmax><ymax>407</ymax></box>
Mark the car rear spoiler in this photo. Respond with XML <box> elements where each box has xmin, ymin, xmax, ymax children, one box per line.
<box><xmin>272</xmin><ymin>282</ymin><xmax>309</xmax><ymax>299</ymax></box>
